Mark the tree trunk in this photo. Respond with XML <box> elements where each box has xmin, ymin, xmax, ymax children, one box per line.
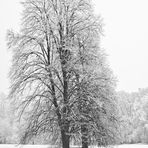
<box><xmin>81</xmin><ymin>125</ymin><xmax>88</xmax><ymax>148</ymax></box>
<box><xmin>61</xmin><ymin>129</ymin><xmax>70</xmax><ymax>148</ymax></box>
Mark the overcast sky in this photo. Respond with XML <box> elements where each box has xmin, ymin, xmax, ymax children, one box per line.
<box><xmin>0</xmin><ymin>0</ymin><xmax>148</xmax><ymax>94</ymax></box>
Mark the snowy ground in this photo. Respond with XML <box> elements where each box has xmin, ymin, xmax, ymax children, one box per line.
<box><xmin>0</xmin><ymin>144</ymin><xmax>148</xmax><ymax>148</ymax></box>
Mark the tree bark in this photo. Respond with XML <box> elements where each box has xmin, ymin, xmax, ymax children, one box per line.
<box><xmin>81</xmin><ymin>125</ymin><xmax>88</xmax><ymax>148</ymax></box>
<box><xmin>61</xmin><ymin>128</ymin><xmax>70</xmax><ymax>148</ymax></box>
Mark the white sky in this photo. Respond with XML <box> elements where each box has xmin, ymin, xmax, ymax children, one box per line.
<box><xmin>0</xmin><ymin>0</ymin><xmax>148</xmax><ymax>94</ymax></box>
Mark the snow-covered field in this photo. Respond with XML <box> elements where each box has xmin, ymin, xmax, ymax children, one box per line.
<box><xmin>114</xmin><ymin>144</ymin><xmax>148</xmax><ymax>148</ymax></box>
<box><xmin>0</xmin><ymin>144</ymin><xmax>148</xmax><ymax>148</ymax></box>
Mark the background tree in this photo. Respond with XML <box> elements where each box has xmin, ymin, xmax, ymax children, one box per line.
<box><xmin>116</xmin><ymin>88</ymin><xmax>148</xmax><ymax>144</ymax></box>
<box><xmin>7</xmin><ymin>0</ymin><xmax>118</xmax><ymax>147</ymax></box>
<box><xmin>0</xmin><ymin>93</ymin><xmax>16</xmax><ymax>144</ymax></box>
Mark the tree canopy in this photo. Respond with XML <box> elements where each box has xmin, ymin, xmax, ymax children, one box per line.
<box><xmin>7</xmin><ymin>0</ymin><xmax>118</xmax><ymax>147</ymax></box>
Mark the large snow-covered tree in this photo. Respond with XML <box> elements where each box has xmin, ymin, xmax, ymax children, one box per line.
<box><xmin>7</xmin><ymin>0</ymin><xmax>117</xmax><ymax>147</ymax></box>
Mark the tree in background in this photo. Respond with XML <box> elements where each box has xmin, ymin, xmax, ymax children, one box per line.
<box><xmin>117</xmin><ymin>88</ymin><xmax>148</xmax><ymax>144</ymax></box>
<box><xmin>0</xmin><ymin>93</ymin><xmax>16</xmax><ymax>144</ymax></box>
<box><xmin>7</xmin><ymin>0</ymin><xmax>118</xmax><ymax>147</ymax></box>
